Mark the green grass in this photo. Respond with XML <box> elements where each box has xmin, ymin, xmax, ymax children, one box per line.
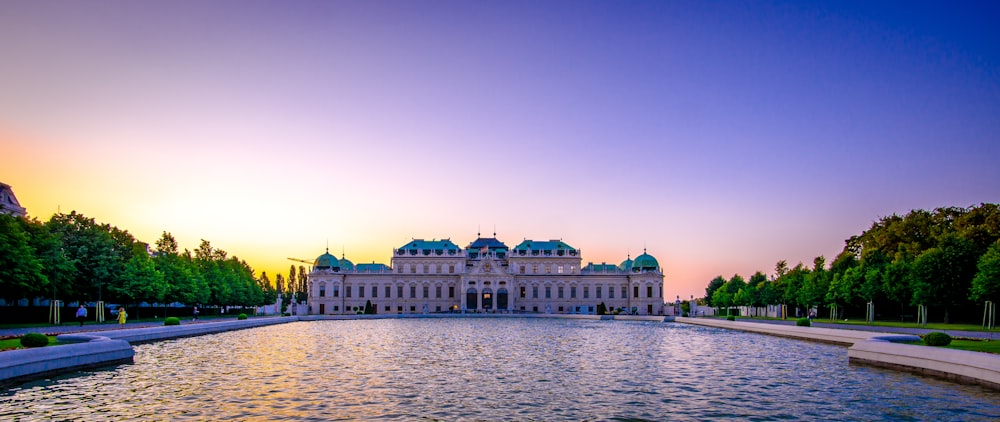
<box><xmin>903</xmin><ymin>338</ymin><xmax>1000</xmax><ymax>354</ymax></box>
<box><xmin>726</xmin><ymin>315</ymin><xmax>994</xmax><ymax>332</ymax></box>
<box><xmin>0</xmin><ymin>335</ymin><xmax>58</xmax><ymax>351</ymax></box>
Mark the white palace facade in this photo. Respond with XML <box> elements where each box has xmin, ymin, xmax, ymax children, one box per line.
<box><xmin>306</xmin><ymin>236</ymin><xmax>665</xmax><ymax>316</ymax></box>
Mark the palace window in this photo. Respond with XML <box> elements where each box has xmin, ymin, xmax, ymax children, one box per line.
<box><xmin>520</xmin><ymin>286</ymin><xmax>526</xmax><ymax>298</ymax></box>
<box><xmin>647</xmin><ymin>286</ymin><xmax>653</xmax><ymax>298</ymax></box>
<box><xmin>397</xmin><ymin>285</ymin><xmax>403</xmax><ymax>298</ymax></box>
<box><xmin>558</xmin><ymin>265</ymin><xmax>564</xmax><ymax>274</ymax></box>
<box><xmin>449</xmin><ymin>265</ymin><xmax>455</xmax><ymax>274</ymax></box>
<box><xmin>570</xmin><ymin>286</ymin><xmax>576</xmax><ymax>298</ymax></box>
<box><xmin>385</xmin><ymin>305</ymin><xmax>391</xmax><ymax>312</ymax></box>
<box><xmin>333</xmin><ymin>286</ymin><xmax>340</xmax><ymax>298</ymax></box>
<box><xmin>545</xmin><ymin>286</ymin><xmax>551</xmax><ymax>299</ymax></box>
<box><xmin>449</xmin><ymin>286</ymin><xmax>455</xmax><ymax>298</ymax></box>
<box><xmin>410</xmin><ymin>265</ymin><xmax>415</xmax><ymax>274</ymax></box>
<box><xmin>319</xmin><ymin>286</ymin><xmax>325</xmax><ymax>297</ymax></box>
<box><xmin>558</xmin><ymin>286</ymin><xmax>564</xmax><ymax>299</ymax></box>
<box><xmin>372</xmin><ymin>286</ymin><xmax>378</xmax><ymax>298</ymax></box>
<box><xmin>345</xmin><ymin>286</ymin><xmax>352</xmax><ymax>298</ymax></box>
<box><xmin>410</xmin><ymin>285</ymin><xmax>417</xmax><ymax>298</ymax></box>
<box><xmin>532</xmin><ymin>286</ymin><xmax>538</xmax><ymax>299</ymax></box>
<box><xmin>583</xmin><ymin>286</ymin><xmax>589</xmax><ymax>299</ymax></box>
<box><xmin>622</xmin><ymin>286</ymin><xmax>627</xmax><ymax>298</ymax></box>
<box><xmin>359</xmin><ymin>285</ymin><xmax>364</xmax><ymax>298</ymax></box>
<box><xmin>596</xmin><ymin>286</ymin><xmax>602</xmax><ymax>299</ymax></box>
<box><xmin>436</xmin><ymin>285</ymin><xmax>442</xmax><ymax>298</ymax></box>
<box><xmin>385</xmin><ymin>286</ymin><xmax>391</xmax><ymax>298</ymax></box>
<box><xmin>634</xmin><ymin>286</ymin><xmax>640</xmax><ymax>298</ymax></box>
<box><xmin>423</xmin><ymin>285</ymin><xmax>429</xmax><ymax>298</ymax></box>
<box><xmin>520</xmin><ymin>265</ymin><xmax>525</xmax><ymax>274</ymax></box>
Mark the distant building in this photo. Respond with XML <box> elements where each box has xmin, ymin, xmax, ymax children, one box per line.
<box><xmin>0</xmin><ymin>182</ymin><xmax>26</xmax><ymax>217</ymax></box>
<box><xmin>307</xmin><ymin>235</ymin><xmax>666</xmax><ymax>315</ymax></box>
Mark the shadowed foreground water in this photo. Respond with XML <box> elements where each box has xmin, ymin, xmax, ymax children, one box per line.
<box><xmin>3</xmin><ymin>319</ymin><xmax>999</xmax><ymax>420</ymax></box>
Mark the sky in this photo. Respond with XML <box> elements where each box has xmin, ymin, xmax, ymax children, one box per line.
<box><xmin>2</xmin><ymin>0</ymin><xmax>998</xmax><ymax>300</ymax></box>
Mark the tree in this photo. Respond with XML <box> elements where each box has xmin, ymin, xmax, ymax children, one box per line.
<box><xmin>0</xmin><ymin>213</ymin><xmax>46</xmax><ymax>301</ymax></box>
<box><xmin>910</xmin><ymin>233</ymin><xmax>978</xmax><ymax>323</ymax></box>
<box><xmin>705</xmin><ymin>276</ymin><xmax>726</xmax><ymax>307</ymax></box>
<box><xmin>774</xmin><ymin>260</ymin><xmax>789</xmax><ymax>279</ymax></box>
<box><xmin>971</xmin><ymin>240</ymin><xmax>1000</xmax><ymax>303</ymax></box>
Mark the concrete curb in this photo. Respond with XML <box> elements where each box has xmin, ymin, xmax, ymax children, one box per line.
<box><xmin>1</xmin><ymin>317</ymin><xmax>299</xmax><ymax>387</ymax></box>
<box><xmin>677</xmin><ymin>317</ymin><xmax>1000</xmax><ymax>390</ymax></box>
<box><xmin>0</xmin><ymin>334</ymin><xmax>133</xmax><ymax>387</ymax></box>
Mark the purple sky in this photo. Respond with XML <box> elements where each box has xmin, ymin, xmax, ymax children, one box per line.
<box><xmin>2</xmin><ymin>0</ymin><xmax>998</xmax><ymax>299</ymax></box>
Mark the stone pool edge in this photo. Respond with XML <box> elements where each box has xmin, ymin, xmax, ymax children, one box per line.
<box><xmin>675</xmin><ymin>317</ymin><xmax>1000</xmax><ymax>391</ymax></box>
<box><xmin>0</xmin><ymin>316</ymin><xmax>298</xmax><ymax>387</ymax></box>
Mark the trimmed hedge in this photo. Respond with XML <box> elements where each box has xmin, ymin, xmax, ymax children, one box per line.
<box><xmin>726</xmin><ymin>315</ymin><xmax>736</xmax><ymax>321</ymax></box>
<box><xmin>164</xmin><ymin>317</ymin><xmax>181</xmax><ymax>326</ymax></box>
<box><xmin>923</xmin><ymin>332</ymin><xmax>952</xmax><ymax>346</ymax></box>
<box><xmin>238</xmin><ymin>313</ymin><xmax>248</xmax><ymax>320</ymax></box>
<box><xmin>20</xmin><ymin>332</ymin><xmax>49</xmax><ymax>348</ymax></box>
<box><xmin>796</xmin><ymin>317</ymin><xmax>811</xmax><ymax>327</ymax></box>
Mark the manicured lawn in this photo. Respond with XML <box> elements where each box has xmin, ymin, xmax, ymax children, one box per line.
<box><xmin>724</xmin><ymin>315</ymin><xmax>993</xmax><ymax>332</ymax></box>
<box><xmin>943</xmin><ymin>339</ymin><xmax>1000</xmax><ymax>354</ymax></box>
<box><xmin>0</xmin><ymin>335</ymin><xmax>58</xmax><ymax>351</ymax></box>
<box><xmin>903</xmin><ymin>338</ymin><xmax>1000</xmax><ymax>354</ymax></box>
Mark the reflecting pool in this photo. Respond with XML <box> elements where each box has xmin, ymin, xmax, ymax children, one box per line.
<box><xmin>2</xmin><ymin>318</ymin><xmax>999</xmax><ymax>420</ymax></box>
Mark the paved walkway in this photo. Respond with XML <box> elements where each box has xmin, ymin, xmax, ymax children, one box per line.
<box><xmin>0</xmin><ymin>318</ymin><xmax>240</xmax><ymax>338</ymax></box>
<box><xmin>705</xmin><ymin>317</ymin><xmax>1000</xmax><ymax>340</ymax></box>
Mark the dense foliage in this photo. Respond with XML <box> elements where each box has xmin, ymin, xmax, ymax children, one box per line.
<box><xmin>0</xmin><ymin>211</ymin><xmax>277</xmax><ymax>309</ymax></box>
<box><xmin>704</xmin><ymin>204</ymin><xmax>1000</xmax><ymax>323</ymax></box>
<box><xmin>164</xmin><ymin>317</ymin><xmax>181</xmax><ymax>326</ymax></box>
<box><xmin>796</xmin><ymin>318</ymin><xmax>811</xmax><ymax>327</ymax></box>
<box><xmin>238</xmin><ymin>313</ymin><xmax>248</xmax><ymax>320</ymax></box>
<box><xmin>923</xmin><ymin>332</ymin><xmax>952</xmax><ymax>346</ymax></box>
<box><xmin>19</xmin><ymin>333</ymin><xmax>49</xmax><ymax>348</ymax></box>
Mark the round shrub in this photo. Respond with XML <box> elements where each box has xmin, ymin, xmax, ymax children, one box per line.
<box><xmin>238</xmin><ymin>313</ymin><xmax>248</xmax><ymax>320</ymax></box>
<box><xmin>796</xmin><ymin>317</ymin><xmax>811</xmax><ymax>327</ymax></box>
<box><xmin>20</xmin><ymin>333</ymin><xmax>49</xmax><ymax>348</ymax></box>
<box><xmin>164</xmin><ymin>317</ymin><xmax>180</xmax><ymax>326</ymax></box>
<box><xmin>726</xmin><ymin>315</ymin><xmax>736</xmax><ymax>321</ymax></box>
<box><xmin>923</xmin><ymin>332</ymin><xmax>952</xmax><ymax>347</ymax></box>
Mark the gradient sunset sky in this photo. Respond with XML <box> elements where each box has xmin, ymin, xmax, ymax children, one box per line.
<box><xmin>2</xmin><ymin>1</ymin><xmax>998</xmax><ymax>300</ymax></box>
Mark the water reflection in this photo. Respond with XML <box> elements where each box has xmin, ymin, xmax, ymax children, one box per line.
<box><xmin>2</xmin><ymin>319</ymin><xmax>998</xmax><ymax>420</ymax></box>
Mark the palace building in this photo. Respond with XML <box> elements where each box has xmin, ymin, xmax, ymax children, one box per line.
<box><xmin>306</xmin><ymin>235</ymin><xmax>665</xmax><ymax>316</ymax></box>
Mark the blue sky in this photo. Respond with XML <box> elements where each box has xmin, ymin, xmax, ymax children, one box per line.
<box><xmin>2</xmin><ymin>0</ymin><xmax>998</xmax><ymax>298</ymax></box>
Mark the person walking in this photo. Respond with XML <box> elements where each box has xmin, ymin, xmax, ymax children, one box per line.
<box><xmin>117</xmin><ymin>307</ymin><xmax>127</xmax><ymax>325</ymax></box>
<box><xmin>75</xmin><ymin>304</ymin><xmax>88</xmax><ymax>327</ymax></box>
<box><xmin>192</xmin><ymin>306</ymin><xmax>199</xmax><ymax>321</ymax></box>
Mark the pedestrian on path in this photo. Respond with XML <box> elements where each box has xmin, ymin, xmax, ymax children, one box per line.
<box><xmin>75</xmin><ymin>305</ymin><xmax>87</xmax><ymax>326</ymax></box>
<box><xmin>117</xmin><ymin>307</ymin><xmax>127</xmax><ymax>325</ymax></box>
<box><xmin>192</xmin><ymin>306</ymin><xmax>199</xmax><ymax>321</ymax></box>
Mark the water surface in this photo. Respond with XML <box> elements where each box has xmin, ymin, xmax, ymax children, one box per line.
<box><xmin>2</xmin><ymin>319</ymin><xmax>998</xmax><ymax>420</ymax></box>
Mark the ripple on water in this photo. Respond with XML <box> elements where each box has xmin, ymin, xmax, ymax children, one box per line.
<box><xmin>2</xmin><ymin>319</ymin><xmax>999</xmax><ymax>420</ymax></box>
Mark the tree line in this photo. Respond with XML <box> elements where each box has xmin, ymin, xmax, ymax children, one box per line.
<box><xmin>0</xmin><ymin>211</ymin><xmax>279</xmax><ymax>310</ymax></box>
<box><xmin>704</xmin><ymin>204</ymin><xmax>1000</xmax><ymax>323</ymax></box>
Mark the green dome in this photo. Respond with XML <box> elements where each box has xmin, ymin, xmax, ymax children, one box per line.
<box><xmin>339</xmin><ymin>256</ymin><xmax>355</xmax><ymax>271</ymax></box>
<box><xmin>632</xmin><ymin>251</ymin><xmax>659</xmax><ymax>271</ymax></box>
<box><xmin>314</xmin><ymin>251</ymin><xmax>340</xmax><ymax>270</ymax></box>
<box><xmin>619</xmin><ymin>257</ymin><xmax>633</xmax><ymax>271</ymax></box>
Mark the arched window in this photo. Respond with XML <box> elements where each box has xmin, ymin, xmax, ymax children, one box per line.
<box><xmin>482</xmin><ymin>288</ymin><xmax>493</xmax><ymax>309</ymax></box>
<box><xmin>497</xmin><ymin>287</ymin><xmax>508</xmax><ymax>309</ymax></box>
<box><xmin>466</xmin><ymin>288</ymin><xmax>478</xmax><ymax>310</ymax></box>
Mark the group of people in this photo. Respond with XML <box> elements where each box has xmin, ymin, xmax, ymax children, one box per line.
<box><xmin>74</xmin><ymin>304</ymin><xmax>128</xmax><ymax>326</ymax></box>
